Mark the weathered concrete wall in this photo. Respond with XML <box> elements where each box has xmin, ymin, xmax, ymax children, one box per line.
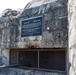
<box><xmin>0</xmin><ymin>0</ymin><xmax>68</xmax><ymax>49</ymax></box>
<box><xmin>19</xmin><ymin>0</ymin><xmax>68</xmax><ymax>48</ymax></box>
<box><xmin>0</xmin><ymin>9</ymin><xmax>20</xmax><ymax>49</ymax></box>
<box><xmin>68</xmin><ymin>0</ymin><xmax>76</xmax><ymax>75</ymax></box>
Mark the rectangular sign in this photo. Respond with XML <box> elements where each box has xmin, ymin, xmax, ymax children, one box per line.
<box><xmin>21</xmin><ymin>16</ymin><xmax>42</xmax><ymax>37</ymax></box>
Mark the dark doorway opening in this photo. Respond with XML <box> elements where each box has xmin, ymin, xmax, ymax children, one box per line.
<box><xmin>19</xmin><ymin>51</ymin><xmax>38</xmax><ymax>68</ymax></box>
<box><xmin>39</xmin><ymin>51</ymin><xmax>65</xmax><ymax>71</ymax></box>
<box><xmin>10</xmin><ymin>49</ymin><xmax>66</xmax><ymax>71</ymax></box>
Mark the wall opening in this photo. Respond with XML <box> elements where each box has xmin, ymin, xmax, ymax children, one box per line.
<box><xmin>19</xmin><ymin>51</ymin><xmax>38</xmax><ymax>68</ymax></box>
<box><xmin>10</xmin><ymin>49</ymin><xmax>66</xmax><ymax>71</ymax></box>
<box><xmin>39</xmin><ymin>51</ymin><xmax>65</xmax><ymax>71</ymax></box>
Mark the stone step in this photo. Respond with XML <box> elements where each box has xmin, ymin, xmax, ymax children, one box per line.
<box><xmin>0</xmin><ymin>68</ymin><xmax>66</xmax><ymax>75</ymax></box>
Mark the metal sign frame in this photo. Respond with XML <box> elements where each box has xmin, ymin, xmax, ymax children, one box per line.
<box><xmin>20</xmin><ymin>16</ymin><xmax>42</xmax><ymax>37</ymax></box>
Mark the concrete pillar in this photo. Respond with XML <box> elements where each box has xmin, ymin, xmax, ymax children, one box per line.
<box><xmin>68</xmin><ymin>0</ymin><xmax>76</xmax><ymax>75</ymax></box>
<box><xmin>2</xmin><ymin>49</ymin><xmax>10</xmax><ymax>65</ymax></box>
<box><xmin>0</xmin><ymin>49</ymin><xmax>10</xmax><ymax>66</ymax></box>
